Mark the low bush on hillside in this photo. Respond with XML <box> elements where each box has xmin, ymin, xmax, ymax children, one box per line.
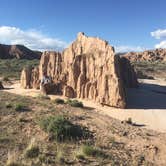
<box><xmin>126</xmin><ymin>117</ymin><xmax>133</xmax><ymax>125</ymax></box>
<box><xmin>3</xmin><ymin>76</ymin><xmax>10</xmax><ymax>82</ymax></box>
<box><xmin>5</xmin><ymin>102</ymin><xmax>12</xmax><ymax>108</ymax></box>
<box><xmin>0</xmin><ymin>59</ymin><xmax>39</xmax><ymax>79</ymax></box>
<box><xmin>66</xmin><ymin>99</ymin><xmax>83</xmax><ymax>108</ymax></box>
<box><xmin>54</xmin><ymin>98</ymin><xmax>65</xmax><ymax>104</ymax></box>
<box><xmin>132</xmin><ymin>61</ymin><xmax>166</xmax><ymax>79</ymax></box>
<box><xmin>15</xmin><ymin>103</ymin><xmax>29</xmax><ymax>112</ymax></box>
<box><xmin>76</xmin><ymin>145</ymin><xmax>106</xmax><ymax>159</ymax></box>
<box><xmin>39</xmin><ymin>116</ymin><xmax>83</xmax><ymax>141</ymax></box>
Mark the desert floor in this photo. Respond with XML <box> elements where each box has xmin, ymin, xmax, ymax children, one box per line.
<box><xmin>2</xmin><ymin>79</ymin><xmax>166</xmax><ymax>133</ymax></box>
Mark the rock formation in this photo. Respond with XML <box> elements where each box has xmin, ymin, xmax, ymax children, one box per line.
<box><xmin>20</xmin><ymin>32</ymin><xmax>138</xmax><ymax>108</ymax></box>
<box><xmin>0</xmin><ymin>44</ymin><xmax>41</xmax><ymax>59</ymax></box>
<box><xmin>121</xmin><ymin>49</ymin><xmax>166</xmax><ymax>62</ymax></box>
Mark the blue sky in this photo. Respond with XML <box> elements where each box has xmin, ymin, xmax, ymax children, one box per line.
<box><xmin>0</xmin><ymin>0</ymin><xmax>165</xmax><ymax>52</ymax></box>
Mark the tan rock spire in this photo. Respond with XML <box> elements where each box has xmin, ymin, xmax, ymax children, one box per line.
<box><xmin>20</xmin><ymin>32</ymin><xmax>138</xmax><ymax>108</ymax></box>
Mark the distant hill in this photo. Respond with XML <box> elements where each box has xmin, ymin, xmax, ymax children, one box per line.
<box><xmin>120</xmin><ymin>48</ymin><xmax>166</xmax><ymax>62</ymax></box>
<box><xmin>0</xmin><ymin>44</ymin><xmax>42</xmax><ymax>59</ymax></box>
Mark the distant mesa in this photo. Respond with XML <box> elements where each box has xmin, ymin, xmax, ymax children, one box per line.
<box><xmin>0</xmin><ymin>44</ymin><xmax>42</xmax><ymax>59</ymax></box>
<box><xmin>20</xmin><ymin>32</ymin><xmax>138</xmax><ymax>108</ymax></box>
<box><xmin>121</xmin><ymin>49</ymin><xmax>166</xmax><ymax>62</ymax></box>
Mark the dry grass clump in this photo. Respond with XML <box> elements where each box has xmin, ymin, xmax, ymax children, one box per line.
<box><xmin>6</xmin><ymin>151</ymin><xmax>19</xmax><ymax>166</ymax></box>
<box><xmin>39</xmin><ymin>115</ymin><xmax>84</xmax><ymax>141</ymax></box>
<box><xmin>25</xmin><ymin>138</ymin><xmax>39</xmax><ymax>158</ymax></box>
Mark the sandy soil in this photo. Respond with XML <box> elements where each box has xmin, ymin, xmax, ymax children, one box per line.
<box><xmin>2</xmin><ymin>79</ymin><xmax>166</xmax><ymax>133</ymax></box>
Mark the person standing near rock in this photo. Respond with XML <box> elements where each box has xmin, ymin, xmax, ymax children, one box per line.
<box><xmin>40</xmin><ymin>72</ymin><xmax>51</xmax><ymax>85</ymax></box>
<box><xmin>40</xmin><ymin>72</ymin><xmax>52</xmax><ymax>95</ymax></box>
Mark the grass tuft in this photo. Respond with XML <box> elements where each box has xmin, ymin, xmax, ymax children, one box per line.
<box><xmin>3</xmin><ymin>76</ymin><xmax>10</xmax><ymax>82</ymax></box>
<box><xmin>39</xmin><ymin>115</ymin><xmax>83</xmax><ymax>141</ymax></box>
<box><xmin>54</xmin><ymin>98</ymin><xmax>65</xmax><ymax>104</ymax></box>
<box><xmin>75</xmin><ymin>145</ymin><xmax>104</xmax><ymax>159</ymax></box>
<box><xmin>6</xmin><ymin>151</ymin><xmax>19</xmax><ymax>166</ymax></box>
<box><xmin>15</xmin><ymin>103</ymin><xmax>29</xmax><ymax>112</ymax></box>
<box><xmin>25</xmin><ymin>138</ymin><xmax>39</xmax><ymax>158</ymax></box>
<box><xmin>5</xmin><ymin>102</ymin><xmax>12</xmax><ymax>108</ymax></box>
<box><xmin>126</xmin><ymin>117</ymin><xmax>133</xmax><ymax>125</ymax></box>
<box><xmin>66</xmin><ymin>99</ymin><xmax>83</xmax><ymax>108</ymax></box>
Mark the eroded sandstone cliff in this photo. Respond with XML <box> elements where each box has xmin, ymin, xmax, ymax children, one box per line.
<box><xmin>20</xmin><ymin>32</ymin><xmax>138</xmax><ymax>108</ymax></box>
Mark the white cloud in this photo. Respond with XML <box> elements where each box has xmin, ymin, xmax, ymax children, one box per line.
<box><xmin>151</xmin><ymin>28</ymin><xmax>166</xmax><ymax>49</ymax></box>
<box><xmin>151</xmin><ymin>29</ymin><xmax>166</xmax><ymax>39</ymax></box>
<box><xmin>115</xmin><ymin>45</ymin><xmax>145</xmax><ymax>53</ymax></box>
<box><xmin>0</xmin><ymin>26</ymin><xmax>67</xmax><ymax>51</ymax></box>
<box><xmin>155</xmin><ymin>40</ymin><xmax>166</xmax><ymax>49</ymax></box>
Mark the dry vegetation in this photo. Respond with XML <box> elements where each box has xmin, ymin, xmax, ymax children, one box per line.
<box><xmin>132</xmin><ymin>61</ymin><xmax>166</xmax><ymax>80</ymax></box>
<box><xmin>0</xmin><ymin>59</ymin><xmax>39</xmax><ymax>80</ymax></box>
<box><xmin>1</xmin><ymin>59</ymin><xmax>166</xmax><ymax>165</ymax></box>
<box><xmin>1</xmin><ymin>91</ymin><xmax>166</xmax><ymax>165</ymax></box>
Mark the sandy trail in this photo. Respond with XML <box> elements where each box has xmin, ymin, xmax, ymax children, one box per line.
<box><xmin>2</xmin><ymin>79</ymin><xmax>166</xmax><ymax>132</ymax></box>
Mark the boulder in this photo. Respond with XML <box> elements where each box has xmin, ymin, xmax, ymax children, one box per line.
<box><xmin>20</xmin><ymin>67</ymin><xmax>32</xmax><ymax>89</ymax></box>
<box><xmin>20</xmin><ymin>32</ymin><xmax>138</xmax><ymax>108</ymax></box>
<box><xmin>20</xmin><ymin>67</ymin><xmax>40</xmax><ymax>89</ymax></box>
<box><xmin>40</xmin><ymin>82</ymin><xmax>62</xmax><ymax>95</ymax></box>
<box><xmin>63</xmin><ymin>85</ymin><xmax>75</xmax><ymax>98</ymax></box>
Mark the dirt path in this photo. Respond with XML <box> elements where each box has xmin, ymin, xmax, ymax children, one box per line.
<box><xmin>2</xmin><ymin>79</ymin><xmax>166</xmax><ymax>132</ymax></box>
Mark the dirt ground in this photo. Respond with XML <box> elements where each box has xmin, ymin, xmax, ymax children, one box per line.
<box><xmin>2</xmin><ymin>79</ymin><xmax>166</xmax><ymax>133</ymax></box>
<box><xmin>1</xmin><ymin>79</ymin><xmax>166</xmax><ymax>165</ymax></box>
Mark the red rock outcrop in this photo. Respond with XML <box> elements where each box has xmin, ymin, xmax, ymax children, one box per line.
<box><xmin>121</xmin><ymin>49</ymin><xmax>166</xmax><ymax>62</ymax></box>
<box><xmin>0</xmin><ymin>44</ymin><xmax>41</xmax><ymax>59</ymax></box>
<box><xmin>20</xmin><ymin>32</ymin><xmax>138</xmax><ymax>108</ymax></box>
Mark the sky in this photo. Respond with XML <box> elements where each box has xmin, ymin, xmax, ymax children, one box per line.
<box><xmin>0</xmin><ymin>0</ymin><xmax>165</xmax><ymax>52</ymax></box>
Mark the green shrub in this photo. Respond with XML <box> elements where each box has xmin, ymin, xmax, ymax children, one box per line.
<box><xmin>3</xmin><ymin>76</ymin><xmax>10</xmax><ymax>82</ymax></box>
<box><xmin>5</xmin><ymin>103</ymin><xmax>12</xmax><ymax>108</ymax></box>
<box><xmin>81</xmin><ymin>145</ymin><xmax>96</xmax><ymax>156</ymax></box>
<box><xmin>56</xmin><ymin>150</ymin><xmax>65</xmax><ymax>163</ymax></box>
<box><xmin>81</xmin><ymin>145</ymin><xmax>105</xmax><ymax>158</ymax></box>
<box><xmin>66</xmin><ymin>99</ymin><xmax>83</xmax><ymax>108</ymax></box>
<box><xmin>25</xmin><ymin>138</ymin><xmax>39</xmax><ymax>158</ymax></box>
<box><xmin>0</xmin><ymin>59</ymin><xmax>39</xmax><ymax>79</ymax></box>
<box><xmin>15</xmin><ymin>103</ymin><xmax>25</xmax><ymax>112</ymax></box>
<box><xmin>39</xmin><ymin>116</ymin><xmax>83</xmax><ymax>141</ymax></box>
<box><xmin>25</xmin><ymin>146</ymin><xmax>39</xmax><ymax>158</ymax></box>
<box><xmin>54</xmin><ymin>98</ymin><xmax>65</xmax><ymax>104</ymax></box>
<box><xmin>75</xmin><ymin>153</ymin><xmax>85</xmax><ymax>160</ymax></box>
<box><xmin>126</xmin><ymin>117</ymin><xmax>132</xmax><ymax>124</ymax></box>
<box><xmin>15</xmin><ymin>103</ymin><xmax>29</xmax><ymax>112</ymax></box>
